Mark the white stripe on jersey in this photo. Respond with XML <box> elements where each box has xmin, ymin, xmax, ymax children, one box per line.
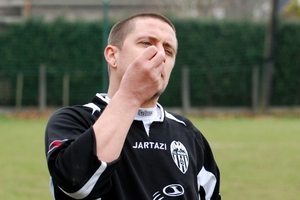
<box><xmin>57</xmin><ymin>161</ymin><xmax>107</xmax><ymax>199</ymax></box>
<box><xmin>96</xmin><ymin>93</ymin><xmax>110</xmax><ymax>104</ymax></box>
<box><xmin>50</xmin><ymin>177</ymin><xmax>55</xmax><ymax>199</ymax></box>
<box><xmin>83</xmin><ymin>103</ymin><xmax>101</xmax><ymax>115</ymax></box>
<box><xmin>197</xmin><ymin>166</ymin><xmax>217</xmax><ymax>200</ymax></box>
<box><xmin>165</xmin><ymin>111</ymin><xmax>186</xmax><ymax>126</ymax></box>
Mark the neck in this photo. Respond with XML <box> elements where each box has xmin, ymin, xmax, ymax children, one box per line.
<box><xmin>140</xmin><ymin>96</ymin><xmax>159</xmax><ymax>108</ymax></box>
<box><xmin>107</xmin><ymin>86</ymin><xmax>159</xmax><ymax>108</ymax></box>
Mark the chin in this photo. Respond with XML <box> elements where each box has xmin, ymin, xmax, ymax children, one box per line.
<box><xmin>153</xmin><ymin>87</ymin><xmax>166</xmax><ymax>99</ymax></box>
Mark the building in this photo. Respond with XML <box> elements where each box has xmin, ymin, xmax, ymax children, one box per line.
<box><xmin>0</xmin><ymin>0</ymin><xmax>291</xmax><ymax>23</ymax></box>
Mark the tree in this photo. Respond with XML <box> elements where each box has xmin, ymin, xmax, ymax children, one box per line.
<box><xmin>283</xmin><ymin>0</ymin><xmax>300</xmax><ymax>19</ymax></box>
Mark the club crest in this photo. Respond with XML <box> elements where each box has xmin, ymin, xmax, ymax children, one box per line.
<box><xmin>170</xmin><ymin>141</ymin><xmax>189</xmax><ymax>174</ymax></box>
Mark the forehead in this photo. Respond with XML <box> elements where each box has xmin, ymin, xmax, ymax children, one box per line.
<box><xmin>129</xmin><ymin>18</ymin><xmax>177</xmax><ymax>47</ymax></box>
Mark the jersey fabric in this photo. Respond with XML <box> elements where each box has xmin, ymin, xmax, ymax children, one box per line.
<box><xmin>45</xmin><ymin>93</ymin><xmax>221</xmax><ymax>200</ymax></box>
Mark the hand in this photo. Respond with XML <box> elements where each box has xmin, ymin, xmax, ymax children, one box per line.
<box><xmin>119</xmin><ymin>46</ymin><xmax>165</xmax><ymax>106</ymax></box>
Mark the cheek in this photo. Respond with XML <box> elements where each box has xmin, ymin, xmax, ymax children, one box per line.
<box><xmin>162</xmin><ymin>68</ymin><xmax>173</xmax><ymax>87</ymax></box>
<box><xmin>115</xmin><ymin>53</ymin><xmax>131</xmax><ymax>75</ymax></box>
<box><xmin>117</xmin><ymin>50</ymin><xmax>140</xmax><ymax>70</ymax></box>
<box><xmin>164</xmin><ymin>63</ymin><xmax>175</xmax><ymax>78</ymax></box>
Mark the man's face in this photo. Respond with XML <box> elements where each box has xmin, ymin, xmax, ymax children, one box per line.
<box><xmin>115</xmin><ymin>18</ymin><xmax>178</xmax><ymax>98</ymax></box>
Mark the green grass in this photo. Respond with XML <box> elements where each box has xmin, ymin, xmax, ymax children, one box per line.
<box><xmin>0</xmin><ymin>115</ymin><xmax>299</xmax><ymax>199</ymax></box>
<box><xmin>191</xmin><ymin>116</ymin><xmax>300</xmax><ymax>200</ymax></box>
<box><xmin>0</xmin><ymin>115</ymin><xmax>51</xmax><ymax>200</ymax></box>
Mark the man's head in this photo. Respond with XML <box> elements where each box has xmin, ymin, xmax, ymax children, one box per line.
<box><xmin>104</xmin><ymin>13</ymin><xmax>178</xmax><ymax>106</ymax></box>
<box><xmin>108</xmin><ymin>13</ymin><xmax>176</xmax><ymax>49</ymax></box>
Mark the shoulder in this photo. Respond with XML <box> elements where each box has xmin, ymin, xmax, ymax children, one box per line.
<box><xmin>45</xmin><ymin>105</ymin><xmax>100</xmax><ymax>153</ymax></box>
<box><xmin>47</xmin><ymin>104</ymin><xmax>101</xmax><ymax>130</ymax></box>
<box><xmin>164</xmin><ymin>111</ymin><xmax>206</xmax><ymax>140</ymax></box>
<box><xmin>164</xmin><ymin>111</ymin><xmax>194</xmax><ymax>128</ymax></box>
<box><xmin>49</xmin><ymin>105</ymin><xmax>92</xmax><ymax>120</ymax></box>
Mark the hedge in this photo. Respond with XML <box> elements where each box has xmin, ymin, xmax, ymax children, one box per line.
<box><xmin>0</xmin><ymin>18</ymin><xmax>299</xmax><ymax>107</ymax></box>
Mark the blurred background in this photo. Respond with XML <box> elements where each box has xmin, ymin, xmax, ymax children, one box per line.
<box><xmin>0</xmin><ymin>1</ymin><xmax>299</xmax><ymax>200</ymax></box>
<box><xmin>0</xmin><ymin>0</ymin><xmax>299</xmax><ymax>116</ymax></box>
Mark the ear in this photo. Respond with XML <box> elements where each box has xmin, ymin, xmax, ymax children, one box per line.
<box><xmin>104</xmin><ymin>45</ymin><xmax>118</xmax><ymax>68</ymax></box>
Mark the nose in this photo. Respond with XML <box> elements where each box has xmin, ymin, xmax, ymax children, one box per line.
<box><xmin>157</xmin><ymin>45</ymin><xmax>166</xmax><ymax>63</ymax></box>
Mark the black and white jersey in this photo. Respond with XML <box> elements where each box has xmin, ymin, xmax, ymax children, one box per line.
<box><xmin>45</xmin><ymin>93</ymin><xmax>221</xmax><ymax>200</ymax></box>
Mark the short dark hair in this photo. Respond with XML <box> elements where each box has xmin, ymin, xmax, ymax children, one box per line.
<box><xmin>108</xmin><ymin>13</ymin><xmax>176</xmax><ymax>48</ymax></box>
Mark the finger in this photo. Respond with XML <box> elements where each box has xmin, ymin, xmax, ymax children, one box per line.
<box><xmin>139</xmin><ymin>46</ymin><xmax>165</xmax><ymax>64</ymax></box>
<box><xmin>132</xmin><ymin>46</ymin><xmax>165</xmax><ymax>70</ymax></box>
<box><xmin>149</xmin><ymin>50</ymin><xmax>165</xmax><ymax>67</ymax></box>
<box><xmin>129</xmin><ymin>46</ymin><xmax>157</xmax><ymax>69</ymax></box>
<box><xmin>141</xmin><ymin>46</ymin><xmax>158</xmax><ymax>61</ymax></box>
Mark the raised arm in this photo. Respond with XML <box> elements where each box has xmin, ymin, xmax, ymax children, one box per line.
<box><xmin>93</xmin><ymin>46</ymin><xmax>166</xmax><ymax>162</ymax></box>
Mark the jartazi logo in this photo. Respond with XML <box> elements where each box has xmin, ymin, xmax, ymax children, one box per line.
<box><xmin>170</xmin><ymin>141</ymin><xmax>189</xmax><ymax>174</ymax></box>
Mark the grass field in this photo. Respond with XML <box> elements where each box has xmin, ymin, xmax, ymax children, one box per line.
<box><xmin>0</xmin><ymin>114</ymin><xmax>299</xmax><ymax>199</ymax></box>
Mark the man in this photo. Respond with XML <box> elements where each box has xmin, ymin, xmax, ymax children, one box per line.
<box><xmin>45</xmin><ymin>13</ymin><xmax>221</xmax><ymax>200</ymax></box>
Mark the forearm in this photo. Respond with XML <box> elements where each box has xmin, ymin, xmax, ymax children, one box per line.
<box><xmin>93</xmin><ymin>90</ymin><xmax>141</xmax><ymax>162</ymax></box>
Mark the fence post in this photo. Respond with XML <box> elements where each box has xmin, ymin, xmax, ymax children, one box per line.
<box><xmin>252</xmin><ymin>66</ymin><xmax>259</xmax><ymax>114</ymax></box>
<box><xmin>261</xmin><ymin>0</ymin><xmax>278</xmax><ymax>113</ymax></box>
<box><xmin>15</xmin><ymin>72</ymin><xmax>23</xmax><ymax>111</ymax></box>
<box><xmin>39</xmin><ymin>64</ymin><xmax>47</xmax><ymax>112</ymax></box>
<box><xmin>181</xmin><ymin>66</ymin><xmax>190</xmax><ymax>114</ymax></box>
<box><xmin>261</xmin><ymin>62</ymin><xmax>274</xmax><ymax>113</ymax></box>
<box><xmin>62</xmin><ymin>73</ymin><xmax>70</xmax><ymax>107</ymax></box>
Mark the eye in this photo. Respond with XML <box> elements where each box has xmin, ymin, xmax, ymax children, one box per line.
<box><xmin>165</xmin><ymin>49</ymin><xmax>174</xmax><ymax>57</ymax></box>
<box><xmin>142</xmin><ymin>41</ymin><xmax>152</xmax><ymax>46</ymax></box>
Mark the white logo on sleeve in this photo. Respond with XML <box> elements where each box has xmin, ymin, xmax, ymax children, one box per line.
<box><xmin>163</xmin><ymin>184</ymin><xmax>184</xmax><ymax>196</ymax></box>
<box><xmin>153</xmin><ymin>184</ymin><xmax>185</xmax><ymax>199</ymax></box>
<box><xmin>170</xmin><ymin>141</ymin><xmax>189</xmax><ymax>174</ymax></box>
